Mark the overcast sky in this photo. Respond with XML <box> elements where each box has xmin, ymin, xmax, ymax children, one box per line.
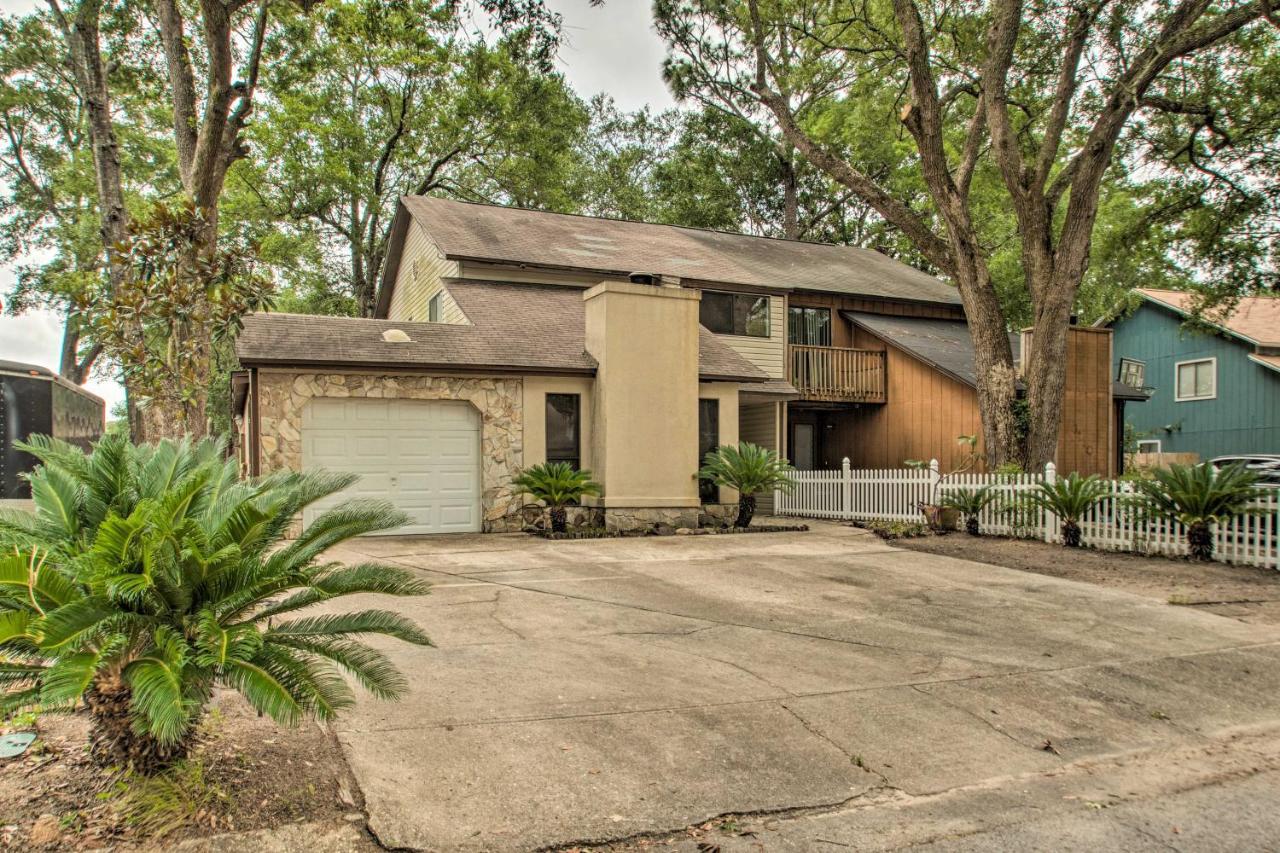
<box><xmin>0</xmin><ymin>0</ymin><xmax>675</xmax><ymax>415</ymax></box>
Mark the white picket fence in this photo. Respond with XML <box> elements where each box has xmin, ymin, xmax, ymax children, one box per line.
<box><xmin>775</xmin><ymin>459</ymin><xmax>1280</xmax><ymax>569</ymax></box>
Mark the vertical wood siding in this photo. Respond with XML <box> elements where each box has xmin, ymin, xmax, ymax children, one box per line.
<box><xmin>1056</xmin><ymin>327</ymin><xmax>1114</xmax><ymax>476</ymax></box>
<box><xmin>1112</xmin><ymin>303</ymin><xmax>1280</xmax><ymax>459</ymax></box>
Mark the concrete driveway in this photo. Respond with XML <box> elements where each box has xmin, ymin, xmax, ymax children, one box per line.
<box><xmin>324</xmin><ymin>522</ymin><xmax>1280</xmax><ymax>852</ymax></box>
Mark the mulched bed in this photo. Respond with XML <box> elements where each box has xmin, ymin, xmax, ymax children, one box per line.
<box><xmin>885</xmin><ymin>529</ymin><xmax>1280</xmax><ymax>625</ymax></box>
<box><xmin>0</xmin><ymin>690</ymin><xmax>374</xmax><ymax>851</ymax></box>
<box><xmin>531</xmin><ymin>524</ymin><xmax>810</xmax><ymax>540</ymax></box>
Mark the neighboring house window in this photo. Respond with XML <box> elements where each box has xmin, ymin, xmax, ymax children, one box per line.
<box><xmin>545</xmin><ymin>394</ymin><xmax>580</xmax><ymax>469</ymax></box>
<box><xmin>1136</xmin><ymin>439</ymin><xmax>1162</xmax><ymax>454</ymax></box>
<box><xmin>788</xmin><ymin>307</ymin><xmax>832</xmax><ymax>346</ymax></box>
<box><xmin>1118</xmin><ymin>358</ymin><xmax>1145</xmax><ymax>388</ymax></box>
<box><xmin>1175</xmin><ymin>358</ymin><xmax>1216</xmax><ymax>401</ymax></box>
<box><xmin>700</xmin><ymin>290</ymin><xmax>770</xmax><ymax>337</ymax></box>
<box><xmin>698</xmin><ymin>399</ymin><xmax>719</xmax><ymax>503</ymax></box>
<box><xmin>428</xmin><ymin>293</ymin><xmax>441</xmax><ymax>323</ymax></box>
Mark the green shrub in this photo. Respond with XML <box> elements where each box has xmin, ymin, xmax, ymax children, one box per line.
<box><xmin>939</xmin><ymin>486</ymin><xmax>1000</xmax><ymax>535</ymax></box>
<box><xmin>698</xmin><ymin>443</ymin><xmax>796</xmax><ymax>528</ymax></box>
<box><xmin>1027</xmin><ymin>473</ymin><xmax>1111</xmax><ymax>547</ymax></box>
<box><xmin>1128</xmin><ymin>462</ymin><xmax>1264</xmax><ymax>561</ymax></box>
<box><xmin>0</xmin><ymin>434</ymin><xmax>431</xmax><ymax>773</ymax></box>
<box><xmin>512</xmin><ymin>462</ymin><xmax>602</xmax><ymax>533</ymax></box>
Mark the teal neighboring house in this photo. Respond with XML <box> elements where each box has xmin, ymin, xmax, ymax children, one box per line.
<box><xmin>1108</xmin><ymin>288</ymin><xmax>1280</xmax><ymax>460</ymax></box>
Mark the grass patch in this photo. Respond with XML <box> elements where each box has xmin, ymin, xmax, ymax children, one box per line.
<box><xmin>103</xmin><ymin>759</ymin><xmax>231</xmax><ymax>840</ymax></box>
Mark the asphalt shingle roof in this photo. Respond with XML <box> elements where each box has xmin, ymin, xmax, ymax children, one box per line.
<box><xmin>1138</xmin><ymin>288</ymin><xmax>1280</xmax><ymax>347</ymax></box>
<box><xmin>398</xmin><ymin>196</ymin><xmax>962</xmax><ymax>306</ymax></box>
<box><xmin>237</xmin><ymin>280</ymin><xmax>767</xmax><ymax>383</ymax></box>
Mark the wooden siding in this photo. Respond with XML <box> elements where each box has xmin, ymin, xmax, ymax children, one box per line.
<box><xmin>455</xmin><ymin>260</ymin><xmax>616</xmax><ymax>288</ymax></box>
<box><xmin>1113</xmin><ymin>302</ymin><xmax>1280</xmax><ymax>458</ymax></box>
<box><xmin>387</xmin><ymin>224</ymin><xmax>463</xmax><ymax>322</ymax></box>
<box><xmin>826</xmin><ymin>327</ymin><xmax>983</xmax><ymax>471</ymax></box>
<box><xmin>708</xmin><ymin>293</ymin><xmax>786</xmax><ymax>379</ymax></box>
<box><xmin>811</xmin><ymin>325</ymin><xmax>1113</xmax><ymax>476</ymax></box>
<box><xmin>788</xmin><ymin>292</ymin><xmax>964</xmax><ymax>348</ymax></box>
<box><xmin>739</xmin><ymin>401</ymin><xmax>782</xmax><ymax>512</ymax></box>
<box><xmin>1056</xmin><ymin>327</ymin><xmax>1114</xmax><ymax>477</ymax></box>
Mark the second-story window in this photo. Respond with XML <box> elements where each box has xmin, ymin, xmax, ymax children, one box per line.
<box><xmin>788</xmin><ymin>307</ymin><xmax>832</xmax><ymax>346</ymax></box>
<box><xmin>428</xmin><ymin>293</ymin><xmax>442</xmax><ymax>322</ymax></box>
<box><xmin>700</xmin><ymin>290</ymin><xmax>770</xmax><ymax>337</ymax></box>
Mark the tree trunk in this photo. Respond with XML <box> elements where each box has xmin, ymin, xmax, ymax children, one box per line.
<box><xmin>735</xmin><ymin>494</ymin><xmax>756</xmax><ymax>528</ymax></box>
<box><xmin>1187</xmin><ymin>521</ymin><xmax>1214</xmax><ymax>561</ymax></box>
<box><xmin>85</xmin><ymin>677</ymin><xmax>190</xmax><ymax>774</ymax></box>
<box><xmin>1062</xmin><ymin>519</ymin><xmax>1081</xmax><ymax>547</ymax></box>
<box><xmin>549</xmin><ymin>505</ymin><xmax>568</xmax><ymax>534</ymax></box>
<box><xmin>965</xmin><ymin>516</ymin><xmax>980</xmax><ymax>536</ymax></box>
<box><xmin>780</xmin><ymin>153</ymin><xmax>799</xmax><ymax>240</ymax></box>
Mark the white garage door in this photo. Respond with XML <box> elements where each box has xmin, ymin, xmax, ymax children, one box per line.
<box><xmin>301</xmin><ymin>398</ymin><xmax>482</xmax><ymax>535</ymax></box>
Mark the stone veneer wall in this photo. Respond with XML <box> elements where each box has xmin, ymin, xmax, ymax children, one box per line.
<box><xmin>256</xmin><ymin>372</ymin><xmax>524</xmax><ymax>531</ymax></box>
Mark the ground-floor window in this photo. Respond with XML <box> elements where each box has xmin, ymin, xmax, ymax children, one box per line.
<box><xmin>546</xmin><ymin>393</ymin><xmax>580</xmax><ymax>469</ymax></box>
<box><xmin>698</xmin><ymin>398</ymin><xmax>719</xmax><ymax>502</ymax></box>
<box><xmin>1136</xmin><ymin>439</ymin><xmax>1162</xmax><ymax>454</ymax></box>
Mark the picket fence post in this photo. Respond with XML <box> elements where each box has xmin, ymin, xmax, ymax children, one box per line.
<box><xmin>1042</xmin><ymin>462</ymin><xmax>1057</xmax><ymax>542</ymax></box>
<box><xmin>929</xmin><ymin>459</ymin><xmax>940</xmax><ymax>506</ymax></box>
<box><xmin>841</xmin><ymin>457</ymin><xmax>852</xmax><ymax>519</ymax></box>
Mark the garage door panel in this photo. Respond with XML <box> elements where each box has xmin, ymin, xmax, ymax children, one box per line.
<box><xmin>301</xmin><ymin>398</ymin><xmax>482</xmax><ymax>535</ymax></box>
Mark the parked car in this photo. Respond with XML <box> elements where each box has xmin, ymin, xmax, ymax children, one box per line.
<box><xmin>1209</xmin><ymin>455</ymin><xmax>1280</xmax><ymax>487</ymax></box>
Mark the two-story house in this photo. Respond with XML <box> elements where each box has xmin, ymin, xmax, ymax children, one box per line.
<box><xmin>1109</xmin><ymin>288</ymin><xmax>1280</xmax><ymax>460</ymax></box>
<box><xmin>233</xmin><ymin>198</ymin><xmax>1122</xmax><ymax>534</ymax></box>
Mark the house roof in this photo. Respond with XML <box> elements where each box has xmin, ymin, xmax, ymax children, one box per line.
<box><xmin>1250</xmin><ymin>353</ymin><xmax>1280</xmax><ymax>374</ymax></box>
<box><xmin>236</xmin><ymin>280</ymin><xmax>767</xmax><ymax>383</ymax></box>
<box><xmin>385</xmin><ymin>196</ymin><xmax>962</xmax><ymax>308</ymax></box>
<box><xmin>843</xmin><ymin>312</ymin><xmax>1147</xmax><ymax>401</ymax></box>
<box><xmin>1137</xmin><ymin>288</ymin><xmax>1280</xmax><ymax>347</ymax></box>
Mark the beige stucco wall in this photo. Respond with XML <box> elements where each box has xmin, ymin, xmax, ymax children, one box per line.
<box><xmin>255</xmin><ymin>370</ymin><xmax>524</xmax><ymax>531</ymax></box>
<box><xmin>584</xmin><ymin>281</ymin><xmax>701</xmax><ymax>509</ymax></box>
<box><xmin>521</xmin><ymin>375</ymin><xmax>595</xmax><ymax>471</ymax></box>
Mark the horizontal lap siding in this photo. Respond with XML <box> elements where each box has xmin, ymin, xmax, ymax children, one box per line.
<box><xmin>740</xmin><ymin>402</ymin><xmax>781</xmax><ymax>513</ymax></box>
<box><xmin>387</xmin><ymin>225</ymin><xmax>463</xmax><ymax>323</ymax></box>
<box><xmin>714</xmin><ymin>295</ymin><xmax>786</xmax><ymax>379</ymax></box>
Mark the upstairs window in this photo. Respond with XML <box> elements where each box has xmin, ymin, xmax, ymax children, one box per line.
<box><xmin>545</xmin><ymin>394</ymin><xmax>581</xmax><ymax>469</ymax></box>
<box><xmin>1118</xmin><ymin>357</ymin><xmax>1146</xmax><ymax>388</ymax></box>
<box><xmin>428</xmin><ymin>293</ymin><xmax>441</xmax><ymax>323</ymax></box>
<box><xmin>788</xmin><ymin>306</ymin><xmax>832</xmax><ymax>346</ymax></box>
<box><xmin>1175</xmin><ymin>358</ymin><xmax>1216</xmax><ymax>401</ymax></box>
<box><xmin>700</xmin><ymin>290</ymin><xmax>770</xmax><ymax>337</ymax></box>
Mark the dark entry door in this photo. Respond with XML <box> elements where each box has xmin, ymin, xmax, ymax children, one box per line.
<box><xmin>792</xmin><ymin>422</ymin><xmax>816</xmax><ymax>470</ymax></box>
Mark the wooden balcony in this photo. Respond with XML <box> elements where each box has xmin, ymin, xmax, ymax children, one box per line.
<box><xmin>789</xmin><ymin>345</ymin><xmax>887</xmax><ymax>403</ymax></box>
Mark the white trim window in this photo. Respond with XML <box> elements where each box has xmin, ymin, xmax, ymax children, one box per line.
<box><xmin>1136</xmin><ymin>439</ymin><xmax>1162</xmax><ymax>454</ymax></box>
<box><xmin>1175</xmin><ymin>357</ymin><xmax>1216</xmax><ymax>401</ymax></box>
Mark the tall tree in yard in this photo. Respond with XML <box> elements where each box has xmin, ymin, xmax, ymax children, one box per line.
<box><xmin>248</xmin><ymin>0</ymin><xmax>580</xmax><ymax>317</ymax></box>
<box><xmin>656</xmin><ymin>0</ymin><xmax>1274</xmax><ymax>468</ymax></box>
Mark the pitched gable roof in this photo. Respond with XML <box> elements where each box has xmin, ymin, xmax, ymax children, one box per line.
<box><xmin>237</xmin><ymin>280</ymin><xmax>767</xmax><ymax>383</ymax></box>
<box><xmin>1137</xmin><ymin>288</ymin><xmax>1280</xmax><ymax>347</ymax></box>
<box><xmin>381</xmin><ymin>196</ymin><xmax>961</xmax><ymax>312</ymax></box>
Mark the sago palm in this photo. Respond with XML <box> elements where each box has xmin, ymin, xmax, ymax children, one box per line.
<box><xmin>1027</xmin><ymin>473</ymin><xmax>1111</xmax><ymax>547</ymax></box>
<box><xmin>1129</xmin><ymin>462</ymin><xmax>1264</xmax><ymax>561</ymax></box>
<box><xmin>0</xmin><ymin>434</ymin><xmax>431</xmax><ymax>773</ymax></box>
<box><xmin>512</xmin><ymin>462</ymin><xmax>602</xmax><ymax>533</ymax></box>
<box><xmin>698</xmin><ymin>442</ymin><xmax>796</xmax><ymax>528</ymax></box>
<box><xmin>940</xmin><ymin>486</ymin><xmax>1000</xmax><ymax>536</ymax></box>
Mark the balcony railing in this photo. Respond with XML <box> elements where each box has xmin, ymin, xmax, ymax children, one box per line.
<box><xmin>789</xmin><ymin>345</ymin><xmax>887</xmax><ymax>403</ymax></box>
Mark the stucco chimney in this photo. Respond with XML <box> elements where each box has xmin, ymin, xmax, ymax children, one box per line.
<box><xmin>583</xmin><ymin>281</ymin><xmax>701</xmax><ymax>527</ymax></box>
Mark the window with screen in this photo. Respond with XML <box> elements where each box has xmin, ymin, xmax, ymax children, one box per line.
<box><xmin>788</xmin><ymin>307</ymin><xmax>832</xmax><ymax>346</ymax></box>
<box><xmin>545</xmin><ymin>394</ymin><xmax>581</xmax><ymax>469</ymax></box>
<box><xmin>700</xmin><ymin>291</ymin><xmax>770</xmax><ymax>337</ymax></box>
<box><xmin>1175</xmin><ymin>358</ymin><xmax>1215</xmax><ymax>401</ymax></box>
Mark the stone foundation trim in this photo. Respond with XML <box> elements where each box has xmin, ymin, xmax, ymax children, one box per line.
<box><xmin>603</xmin><ymin>507</ymin><xmax>701</xmax><ymax>533</ymax></box>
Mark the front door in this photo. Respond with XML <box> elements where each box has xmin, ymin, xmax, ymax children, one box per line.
<box><xmin>792</xmin><ymin>422</ymin><xmax>816</xmax><ymax>470</ymax></box>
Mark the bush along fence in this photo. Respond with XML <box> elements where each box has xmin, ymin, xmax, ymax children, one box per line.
<box><xmin>775</xmin><ymin>459</ymin><xmax>1279</xmax><ymax>569</ymax></box>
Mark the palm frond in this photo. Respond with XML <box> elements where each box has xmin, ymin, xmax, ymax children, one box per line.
<box><xmin>267</xmin><ymin>635</ymin><xmax>406</xmax><ymax>700</ymax></box>
<box><xmin>252</xmin><ymin>563</ymin><xmax>431</xmax><ymax>620</ymax></box>
<box><xmin>698</xmin><ymin>443</ymin><xmax>796</xmax><ymax>496</ymax></box>
<box><xmin>265</xmin><ymin>610</ymin><xmax>432</xmax><ymax>645</ymax></box>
